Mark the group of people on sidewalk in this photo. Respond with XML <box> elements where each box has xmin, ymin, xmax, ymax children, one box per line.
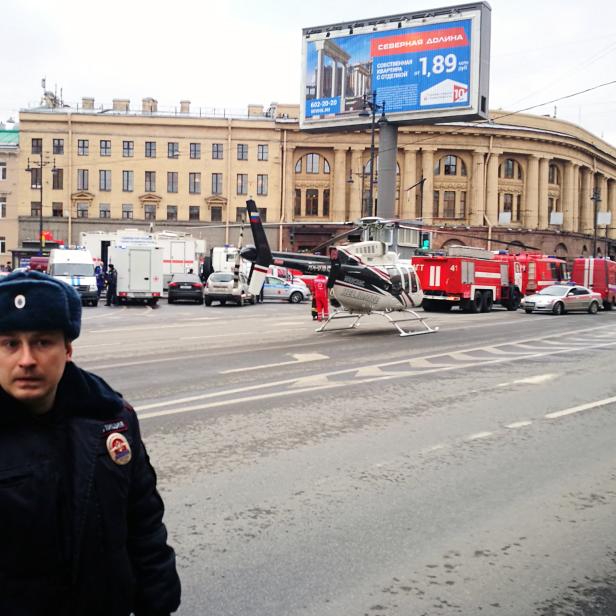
<box><xmin>94</xmin><ymin>264</ymin><xmax>118</xmax><ymax>306</ymax></box>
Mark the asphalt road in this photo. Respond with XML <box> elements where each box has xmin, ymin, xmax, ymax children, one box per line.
<box><xmin>73</xmin><ymin>300</ymin><xmax>616</xmax><ymax>615</ymax></box>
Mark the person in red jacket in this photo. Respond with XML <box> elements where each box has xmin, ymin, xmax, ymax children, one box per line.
<box><xmin>313</xmin><ymin>274</ymin><xmax>330</xmax><ymax>321</ymax></box>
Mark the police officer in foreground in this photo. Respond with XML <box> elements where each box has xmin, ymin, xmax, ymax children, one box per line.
<box><xmin>0</xmin><ymin>270</ymin><xmax>181</xmax><ymax>615</ymax></box>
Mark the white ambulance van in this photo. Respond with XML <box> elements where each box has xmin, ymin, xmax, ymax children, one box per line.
<box><xmin>108</xmin><ymin>245</ymin><xmax>163</xmax><ymax>306</ymax></box>
<box><xmin>47</xmin><ymin>248</ymin><xmax>99</xmax><ymax>306</ymax></box>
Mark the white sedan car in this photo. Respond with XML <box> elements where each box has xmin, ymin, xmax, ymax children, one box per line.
<box><xmin>521</xmin><ymin>284</ymin><xmax>602</xmax><ymax>315</ymax></box>
<box><xmin>262</xmin><ymin>276</ymin><xmax>311</xmax><ymax>303</ymax></box>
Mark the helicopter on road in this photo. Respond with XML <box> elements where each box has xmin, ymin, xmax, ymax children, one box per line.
<box><xmin>240</xmin><ymin>199</ymin><xmax>438</xmax><ymax>337</ymax></box>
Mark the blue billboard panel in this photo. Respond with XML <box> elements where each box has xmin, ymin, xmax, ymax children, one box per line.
<box><xmin>300</xmin><ymin>4</ymin><xmax>490</xmax><ymax>130</ymax></box>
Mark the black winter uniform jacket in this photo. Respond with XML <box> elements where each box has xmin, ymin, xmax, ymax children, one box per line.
<box><xmin>0</xmin><ymin>362</ymin><xmax>181</xmax><ymax>616</ymax></box>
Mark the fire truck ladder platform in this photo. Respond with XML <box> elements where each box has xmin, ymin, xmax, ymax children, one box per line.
<box><xmin>315</xmin><ymin>309</ymin><xmax>439</xmax><ymax>337</ymax></box>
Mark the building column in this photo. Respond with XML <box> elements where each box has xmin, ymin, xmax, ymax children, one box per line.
<box><xmin>525</xmin><ymin>155</ymin><xmax>539</xmax><ymax>229</ymax></box>
<box><xmin>349</xmin><ymin>147</ymin><xmax>363</xmax><ymax>221</ymax></box>
<box><xmin>571</xmin><ymin>164</ymin><xmax>580</xmax><ymax>232</ymax></box>
<box><xmin>332</xmin><ymin>147</ymin><xmax>347</xmax><ymax>222</ymax></box>
<box><xmin>538</xmin><ymin>157</ymin><xmax>549</xmax><ymax>229</ymax></box>
<box><xmin>420</xmin><ymin>148</ymin><xmax>435</xmax><ymax>224</ymax></box>
<box><xmin>598</xmin><ymin>174</ymin><xmax>609</xmax><ymax>242</ymax></box>
<box><xmin>485</xmin><ymin>151</ymin><xmax>500</xmax><ymax>226</ymax></box>
<box><xmin>579</xmin><ymin>167</ymin><xmax>592</xmax><ymax>234</ymax></box>
<box><xmin>608</xmin><ymin>179</ymin><xmax>616</xmax><ymax>240</ymax></box>
<box><xmin>470</xmin><ymin>150</ymin><xmax>486</xmax><ymax>226</ymax></box>
<box><xmin>562</xmin><ymin>160</ymin><xmax>575</xmax><ymax>232</ymax></box>
<box><xmin>402</xmin><ymin>146</ymin><xmax>417</xmax><ymax>220</ymax></box>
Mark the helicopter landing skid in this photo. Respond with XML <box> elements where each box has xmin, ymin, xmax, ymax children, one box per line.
<box><xmin>315</xmin><ymin>309</ymin><xmax>439</xmax><ymax>337</ymax></box>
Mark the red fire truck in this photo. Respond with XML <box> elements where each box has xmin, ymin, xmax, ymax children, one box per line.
<box><xmin>492</xmin><ymin>252</ymin><xmax>568</xmax><ymax>296</ymax></box>
<box><xmin>571</xmin><ymin>257</ymin><xmax>616</xmax><ymax>310</ymax></box>
<box><xmin>412</xmin><ymin>246</ymin><xmax>519</xmax><ymax>312</ymax></box>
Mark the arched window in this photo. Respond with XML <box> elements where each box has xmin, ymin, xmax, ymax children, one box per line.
<box><xmin>500</xmin><ymin>158</ymin><xmax>522</xmax><ymax>180</ymax></box>
<box><xmin>295</xmin><ymin>153</ymin><xmax>331</xmax><ymax>175</ymax></box>
<box><xmin>548</xmin><ymin>164</ymin><xmax>560</xmax><ymax>185</ymax></box>
<box><xmin>434</xmin><ymin>154</ymin><xmax>467</xmax><ymax>177</ymax></box>
<box><xmin>554</xmin><ymin>243</ymin><xmax>568</xmax><ymax>258</ymax></box>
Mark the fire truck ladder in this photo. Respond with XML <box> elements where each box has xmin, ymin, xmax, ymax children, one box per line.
<box><xmin>315</xmin><ymin>308</ymin><xmax>439</xmax><ymax>337</ymax></box>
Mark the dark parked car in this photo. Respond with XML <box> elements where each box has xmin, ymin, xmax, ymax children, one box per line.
<box><xmin>167</xmin><ymin>273</ymin><xmax>204</xmax><ymax>304</ymax></box>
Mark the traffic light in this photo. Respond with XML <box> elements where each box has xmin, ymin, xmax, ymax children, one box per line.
<box><xmin>420</xmin><ymin>231</ymin><xmax>431</xmax><ymax>250</ymax></box>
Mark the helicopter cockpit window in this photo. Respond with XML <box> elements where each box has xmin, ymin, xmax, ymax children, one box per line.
<box><xmin>386</xmin><ymin>267</ymin><xmax>403</xmax><ymax>294</ymax></box>
<box><xmin>410</xmin><ymin>270</ymin><xmax>418</xmax><ymax>293</ymax></box>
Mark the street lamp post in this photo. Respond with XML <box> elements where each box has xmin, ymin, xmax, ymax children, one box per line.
<box><xmin>26</xmin><ymin>151</ymin><xmax>56</xmax><ymax>256</ymax></box>
<box><xmin>359</xmin><ymin>90</ymin><xmax>386</xmax><ymax>217</ymax></box>
<box><xmin>592</xmin><ymin>188</ymin><xmax>601</xmax><ymax>258</ymax></box>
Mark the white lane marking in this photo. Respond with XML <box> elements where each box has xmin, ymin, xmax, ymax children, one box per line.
<box><xmin>545</xmin><ymin>395</ymin><xmax>616</xmax><ymax>420</ymax></box>
<box><xmin>506</xmin><ymin>420</ymin><xmax>533</xmax><ymax>429</ymax></box>
<box><xmin>220</xmin><ymin>353</ymin><xmax>329</xmax><ymax>374</ymax></box>
<box><xmin>466</xmin><ymin>431</ymin><xmax>493</xmax><ymax>440</ymax></box>
<box><xmin>421</xmin><ymin>444</ymin><xmax>447</xmax><ymax>454</ymax></box>
<box><xmin>354</xmin><ymin>366</ymin><xmax>389</xmax><ymax>377</ymax></box>
<box><xmin>135</xmin><ymin>337</ymin><xmax>616</xmax><ymax>417</ymax></box>
<box><xmin>408</xmin><ymin>357</ymin><xmax>454</xmax><ymax>369</ymax></box>
<box><xmin>497</xmin><ymin>373</ymin><xmax>558</xmax><ymax>387</ymax></box>
<box><xmin>73</xmin><ymin>342</ymin><xmax>124</xmax><ymax>350</ymax></box>
<box><xmin>449</xmin><ymin>352</ymin><xmax>482</xmax><ymax>362</ymax></box>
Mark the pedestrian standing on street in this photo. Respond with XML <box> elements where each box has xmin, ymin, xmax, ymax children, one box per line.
<box><xmin>0</xmin><ymin>270</ymin><xmax>181</xmax><ymax>616</ymax></box>
<box><xmin>313</xmin><ymin>274</ymin><xmax>330</xmax><ymax>321</ymax></box>
<box><xmin>94</xmin><ymin>265</ymin><xmax>105</xmax><ymax>299</ymax></box>
<box><xmin>105</xmin><ymin>263</ymin><xmax>118</xmax><ymax>306</ymax></box>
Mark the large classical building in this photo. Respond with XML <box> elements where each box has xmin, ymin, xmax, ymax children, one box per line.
<box><xmin>0</xmin><ymin>128</ymin><xmax>19</xmax><ymax>265</ymax></box>
<box><xmin>9</xmin><ymin>96</ymin><xmax>616</xmax><ymax>261</ymax></box>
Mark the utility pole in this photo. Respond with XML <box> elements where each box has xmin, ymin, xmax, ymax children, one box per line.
<box><xmin>591</xmin><ymin>188</ymin><xmax>601</xmax><ymax>258</ymax></box>
<box><xmin>26</xmin><ymin>151</ymin><xmax>56</xmax><ymax>256</ymax></box>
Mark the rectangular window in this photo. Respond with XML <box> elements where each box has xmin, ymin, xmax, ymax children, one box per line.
<box><xmin>189</xmin><ymin>172</ymin><xmax>201</xmax><ymax>194</ymax></box>
<box><xmin>78</xmin><ymin>139</ymin><xmax>89</xmax><ymax>156</ymax></box>
<box><xmin>52</xmin><ymin>202</ymin><xmax>63</xmax><ymax>217</ymax></box>
<box><xmin>0</xmin><ymin>237</ymin><xmax>4</xmax><ymax>254</ymax></box>
<box><xmin>0</xmin><ymin>162</ymin><xmax>6</xmax><ymax>180</ymax></box>
<box><xmin>237</xmin><ymin>143</ymin><xmax>248</xmax><ymax>160</ymax></box>
<box><xmin>32</xmin><ymin>138</ymin><xmax>42</xmax><ymax>154</ymax></box>
<box><xmin>257</xmin><ymin>174</ymin><xmax>268</xmax><ymax>196</ymax></box>
<box><xmin>443</xmin><ymin>191</ymin><xmax>455</xmax><ymax>218</ymax></box>
<box><xmin>190</xmin><ymin>143</ymin><xmax>201</xmax><ymax>159</ymax></box>
<box><xmin>211</xmin><ymin>206</ymin><xmax>222</xmax><ymax>222</ymax></box>
<box><xmin>306</xmin><ymin>153</ymin><xmax>319</xmax><ymax>174</ymax></box>
<box><xmin>145</xmin><ymin>171</ymin><xmax>156</xmax><ymax>192</ymax></box>
<box><xmin>236</xmin><ymin>207</ymin><xmax>245</xmax><ymax>223</ymax></box>
<box><xmin>77</xmin><ymin>202</ymin><xmax>89</xmax><ymax>218</ymax></box>
<box><xmin>189</xmin><ymin>206</ymin><xmax>200</xmax><ymax>221</ymax></box>
<box><xmin>123</xmin><ymin>141</ymin><xmax>134</xmax><ymax>157</ymax></box>
<box><xmin>236</xmin><ymin>173</ymin><xmax>248</xmax><ymax>195</ymax></box>
<box><xmin>167</xmin><ymin>171</ymin><xmax>178</xmax><ymax>193</ymax></box>
<box><xmin>258</xmin><ymin>208</ymin><xmax>267</xmax><ymax>223</ymax></box>
<box><xmin>257</xmin><ymin>144</ymin><xmax>268</xmax><ymax>161</ymax></box>
<box><xmin>294</xmin><ymin>189</ymin><xmax>301</xmax><ymax>216</ymax></box>
<box><xmin>122</xmin><ymin>203</ymin><xmax>133</xmax><ymax>219</ymax></box>
<box><xmin>212</xmin><ymin>173</ymin><xmax>222</xmax><ymax>195</ymax></box>
<box><xmin>122</xmin><ymin>170</ymin><xmax>134</xmax><ymax>192</ymax></box>
<box><xmin>100</xmin><ymin>140</ymin><xmax>111</xmax><ymax>156</ymax></box>
<box><xmin>212</xmin><ymin>143</ymin><xmax>223</xmax><ymax>159</ymax></box>
<box><xmin>52</xmin><ymin>168</ymin><xmax>63</xmax><ymax>190</ymax></box>
<box><xmin>458</xmin><ymin>191</ymin><xmax>467</xmax><ymax>219</ymax></box>
<box><xmin>99</xmin><ymin>170</ymin><xmax>111</xmax><ymax>191</ymax></box>
<box><xmin>168</xmin><ymin>142</ymin><xmax>179</xmax><ymax>159</ymax></box>
<box><xmin>306</xmin><ymin>189</ymin><xmax>318</xmax><ymax>216</ymax></box>
<box><xmin>145</xmin><ymin>141</ymin><xmax>156</xmax><ymax>158</ymax></box>
<box><xmin>53</xmin><ymin>138</ymin><xmax>64</xmax><ymax>155</ymax></box>
<box><xmin>0</xmin><ymin>197</ymin><xmax>6</xmax><ymax>218</ymax></box>
<box><xmin>144</xmin><ymin>204</ymin><xmax>156</xmax><ymax>220</ymax></box>
<box><xmin>515</xmin><ymin>195</ymin><xmax>521</xmax><ymax>222</ymax></box>
<box><xmin>31</xmin><ymin>201</ymin><xmax>41</xmax><ymax>217</ymax></box>
<box><xmin>323</xmin><ymin>189</ymin><xmax>330</xmax><ymax>217</ymax></box>
<box><xmin>30</xmin><ymin>167</ymin><xmax>42</xmax><ymax>189</ymax></box>
<box><xmin>433</xmin><ymin>190</ymin><xmax>440</xmax><ymax>217</ymax></box>
<box><xmin>77</xmin><ymin>169</ymin><xmax>89</xmax><ymax>191</ymax></box>
<box><xmin>167</xmin><ymin>205</ymin><xmax>178</xmax><ymax>221</ymax></box>
<box><xmin>99</xmin><ymin>203</ymin><xmax>111</xmax><ymax>218</ymax></box>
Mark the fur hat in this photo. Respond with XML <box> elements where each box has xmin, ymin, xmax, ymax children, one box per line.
<box><xmin>0</xmin><ymin>270</ymin><xmax>82</xmax><ymax>340</ymax></box>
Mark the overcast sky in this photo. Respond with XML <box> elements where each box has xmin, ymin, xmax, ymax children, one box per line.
<box><xmin>2</xmin><ymin>0</ymin><xmax>615</xmax><ymax>145</ymax></box>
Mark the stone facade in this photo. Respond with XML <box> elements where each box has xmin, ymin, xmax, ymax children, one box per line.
<box><xmin>0</xmin><ymin>129</ymin><xmax>19</xmax><ymax>266</ymax></box>
<box><xmin>14</xmin><ymin>99</ymin><xmax>616</xmax><ymax>259</ymax></box>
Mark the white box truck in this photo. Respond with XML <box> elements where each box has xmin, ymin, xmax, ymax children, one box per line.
<box><xmin>47</xmin><ymin>248</ymin><xmax>99</xmax><ymax>307</ymax></box>
<box><xmin>108</xmin><ymin>245</ymin><xmax>164</xmax><ymax>306</ymax></box>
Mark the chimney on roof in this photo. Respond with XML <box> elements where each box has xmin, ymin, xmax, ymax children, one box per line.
<box><xmin>180</xmin><ymin>100</ymin><xmax>190</xmax><ymax>114</ymax></box>
<box><xmin>113</xmin><ymin>98</ymin><xmax>130</xmax><ymax>112</ymax></box>
<box><xmin>142</xmin><ymin>97</ymin><xmax>158</xmax><ymax>113</ymax></box>
<box><xmin>82</xmin><ymin>97</ymin><xmax>95</xmax><ymax>110</ymax></box>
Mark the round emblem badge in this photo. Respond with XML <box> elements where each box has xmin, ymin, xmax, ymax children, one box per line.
<box><xmin>106</xmin><ymin>432</ymin><xmax>132</xmax><ymax>465</ymax></box>
<box><xmin>14</xmin><ymin>294</ymin><xmax>26</xmax><ymax>309</ymax></box>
